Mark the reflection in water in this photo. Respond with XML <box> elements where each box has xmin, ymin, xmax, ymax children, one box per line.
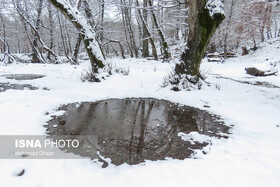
<box><xmin>46</xmin><ymin>98</ymin><xmax>229</xmax><ymax>166</ymax></box>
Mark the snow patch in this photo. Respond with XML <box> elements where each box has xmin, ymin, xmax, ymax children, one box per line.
<box><xmin>1</xmin><ymin>39</ymin><xmax>280</xmax><ymax>186</ymax></box>
<box><xmin>206</xmin><ymin>0</ymin><xmax>225</xmax><ymax>17</ymax></box>
<box><xmin>178</xmin><ymin>132</ymin><xmax>211</xmax><ymax>145</ymax></box>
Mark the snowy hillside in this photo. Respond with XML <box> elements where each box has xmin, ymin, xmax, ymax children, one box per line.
<box><xmin>0</xmin><ymin>39</ymin><xmax>280</xmax><ymax>186</ymax></box>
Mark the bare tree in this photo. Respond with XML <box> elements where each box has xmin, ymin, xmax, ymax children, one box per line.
<box><xmin>136</xmin><ymin>0</ymin><xmax>158</xmax><ymax>60</ymax></box>
<box><xmin>0</xmin><ymin>37</ymin><xmax>15</xmax><ymax>64</ymax></box>
<box><xmin>31</xmin><ymin>0</ymin><xmax>44</xmax><ymax>63</ymax></box>
<box><xmin>2</xmin><ymin>0</ymin><xmax>279</xmax><ymax>66</ymax></box>
<box><xmin>47</xmin><ymin>2</ymin><xmax>55</xmax><ymax>60</ymax></box>
<box><xmin>223</xmin><ymin>0</ymin><xmax>236</xmax><ymax>59</ymax></box>
<box><xmin>47</xmin><ymin>0</ymin><xmax>105</xmax><ymax>74</ymax></box>
<box><xmin>0</xmin><ymin>11</ymin><xmax>14</xmax><ymax>65</ymax></box>
<box><xmin>149</xmin><ymin>0</ymin><xmax>170</xmax><ymax>60</ymax></box>
<box><xmin>13</xmin><ymin>0</ymin><xmax>59</xmax><ymax>63</ymax></box>
<box><xmin>120</xmin><ymin>0</ymin><xmax>138</xmax><ymax>58</ymax></box>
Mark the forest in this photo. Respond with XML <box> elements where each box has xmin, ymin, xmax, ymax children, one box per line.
<box><xmin>0</xmin><ymin>0</ymin><xmax>279</xmax><ymax>63</ymax></box>
<box><xmin>0</xmin><ymin>0</ymin><xmax>280</xmax><ymax>187</ymax></box>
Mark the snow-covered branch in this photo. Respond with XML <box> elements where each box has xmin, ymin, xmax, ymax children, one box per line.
<box><xmin>47</xmin><ymin>0</ymin><xmax>105</xmax><ymax>73</ymax></box>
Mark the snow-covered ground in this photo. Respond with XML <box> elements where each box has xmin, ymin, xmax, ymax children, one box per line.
<box><xmin>0</xmin><ymin>40</ymin><xmax>280</xmax><ymax>186</ymax></box>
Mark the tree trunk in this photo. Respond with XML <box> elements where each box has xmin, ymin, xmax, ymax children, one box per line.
<box><xmin>176</xmin><ymin>0</ymin><xmax>225</xmax><ymax>83</ymax></box>
<box><xmin>15</xmin><ymin>5</ymin><xmax>58</xmax><ymax>63</ymax></box>
<box><xmin>136</xmin><ymin>0</ymin><xmax>158</xmax><ymax>60</ymax></box>
<box><xmin>47</xmin><ymin>3</ymin><xmax>55</xmax><ymax>60</ymax></box>
<box><xmin>58</xmin><ymin>14</ymin><xmax>70</xmax><ymax>59</ymax></box>
<box><xmin>124</xmin><ymin>2</ymin><xmax>139</xmax><ymax>58</ymax></box>
<box><xmin>64</xmin><ymin>19</ymin><xmax>73</xmax><ymax>54</ymax></box>
<box><xmin>102</xmin><ymin>40</ymin><xmax>125</xmax><ymax>59</ymax></box>
<box><xmin>13</xmin><ymin>0</ymin><xmax>47</xmax><ymax>63</ymax></box>
<box><xmin>0</xmin><ymin>13</ymin><xmax>12</xmax><ymax>63</ymax></box>
<box><xmin>242</xmin><ymin>46</ymin><xmax>248</xmax><ymax>56</ymax></box>
<box><xmin>121</xmin><ymin>10</ymin><xmax>133</xmax><ymax>58</ymax></box>
<box><xmin>142</xmin><ymin>0</ymin><xmax>149</xmax><ymax>58</ymax></box>
<box><xmin>224</xmin><ymin>0</ymin><xmax>236</xmax><ymax>59</ymax></box>
<box><xmin>184</xmin><ymin>2</ymin><xmax>189</xmax><ymax>42</ymax></box>
<box><xmin>148</xmin><ymin>0</ymin><xmax>169</xmax><ymax>60</ymax></box>
<box><xmin>72</xmin><ymin>34</ymin><xmax>83</xmax><ymax>64</ymax></box>
<box><xmin>0</xmin><ymin>37</ymin><xmax>15</xmax><ymax>64</ymax></box>
<box><xmin>47</xmin><ymin>0</ymin><xmax>105</xmax><ymax>73</ymax></box>
<box><xmin>175</xmin><ymin>4</ymin><xmax>180</xmax><ymax>40</ymax></box>
<box><xmin>32</xmin><ymin>0</ymin><xmax>44</xmax><ymax>63</ymax></box>
<box><xmin>81</xmin><ymin>0</ymin><xmax>105</xmax><ymax>59</ymax></box>
<box><xmin>259</xmin><ymin>3</ymin><xmax>272</xmax><ymax>43</ymax></box>
<box><xmin>120</xmin><ymin>0</ymin><xmax>138</xmax><ymax>58</ymax></box>
<box><xmin>99</xmin><ymin>0</ymin><xmax>105</xmax><ymax>44</ymax></box>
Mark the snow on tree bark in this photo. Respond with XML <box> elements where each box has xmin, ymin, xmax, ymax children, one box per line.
<box><xmin>32</xmin><ymin>0</ymin><xmax>44</xmax><ymax>63</ymax></box>
<box><xmin>148</xmin><ymin>0</ymin><xmax>170</xmax><ymax>60</ymax></box>
<box><xmin>47</xmin><ymin>0</ymin><xmax>105</xmax><ymax>73</ymax></box>
<box><xmin>15</xmin><ymin>7</ymin><xmax>59</xmax><ymax>63</ymax></box>
<box><xmin>136</xmin><ymin>0</ymin><xmax>158</xmax><ymax>60</ymax></box>
<box><xmin>172</xmin><ymin>0</ymin><xmax>225</xmax><ymax>88</ymax></box>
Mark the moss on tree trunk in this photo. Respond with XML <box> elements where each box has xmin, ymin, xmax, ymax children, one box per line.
<box><xmin>83</xmin><ymin>38</ymin><xmax>105</xmax><ymax>73</ymax></box>
<box><xmin>175</xmin><ymin>0</ymin><xmax>224</xmax><ymax>83</ymax></box>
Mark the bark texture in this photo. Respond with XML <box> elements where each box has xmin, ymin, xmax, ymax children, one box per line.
<box><xmin>176</xmin><ymin>0</ymin><xmax>225</xmax><ymax>83</ymax></box>
<box><xmin>142</xmin><ymin>0</ymin><xmax>149</xmax><ymax>58</ymax></box>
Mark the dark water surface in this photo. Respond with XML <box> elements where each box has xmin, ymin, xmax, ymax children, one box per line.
<box><xmin>46</xmin><ymin>98</ymin><xmax>230</xmax><ymax>166</ymax></box>
<box><xmin>2</xmin><ymin>74</ymin><xmax>45</xmax><ymax>80</ymax></box>
<box><xmin>0</xmin><ymin>82</ymin><xmax>38</xmax><ymax>92</ymax></box>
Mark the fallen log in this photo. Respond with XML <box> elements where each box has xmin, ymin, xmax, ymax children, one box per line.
<box><xmin>245</xmin><ymin>67</ymin><xmax>278</xmax><ymax>77</ymax></box>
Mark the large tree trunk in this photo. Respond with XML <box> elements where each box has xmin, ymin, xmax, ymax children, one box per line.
<box><xmin>47</xmin><ymin>0</ymin><xmax>105</xmax><ymax>73</ymax></box>
<box><xmin>71</xmin><ymin>0</ymin><xmax>100</xmax><ymax>64</ymax></box>
<box><xmin>81</xmin><ymin>0</ymin><xmax>106</xmax><ymax>59</ymax></box>
<box><xmin>176</xmin><ymin>0</ymin><xmax>225</xmax><ymax>83</ymax></box>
